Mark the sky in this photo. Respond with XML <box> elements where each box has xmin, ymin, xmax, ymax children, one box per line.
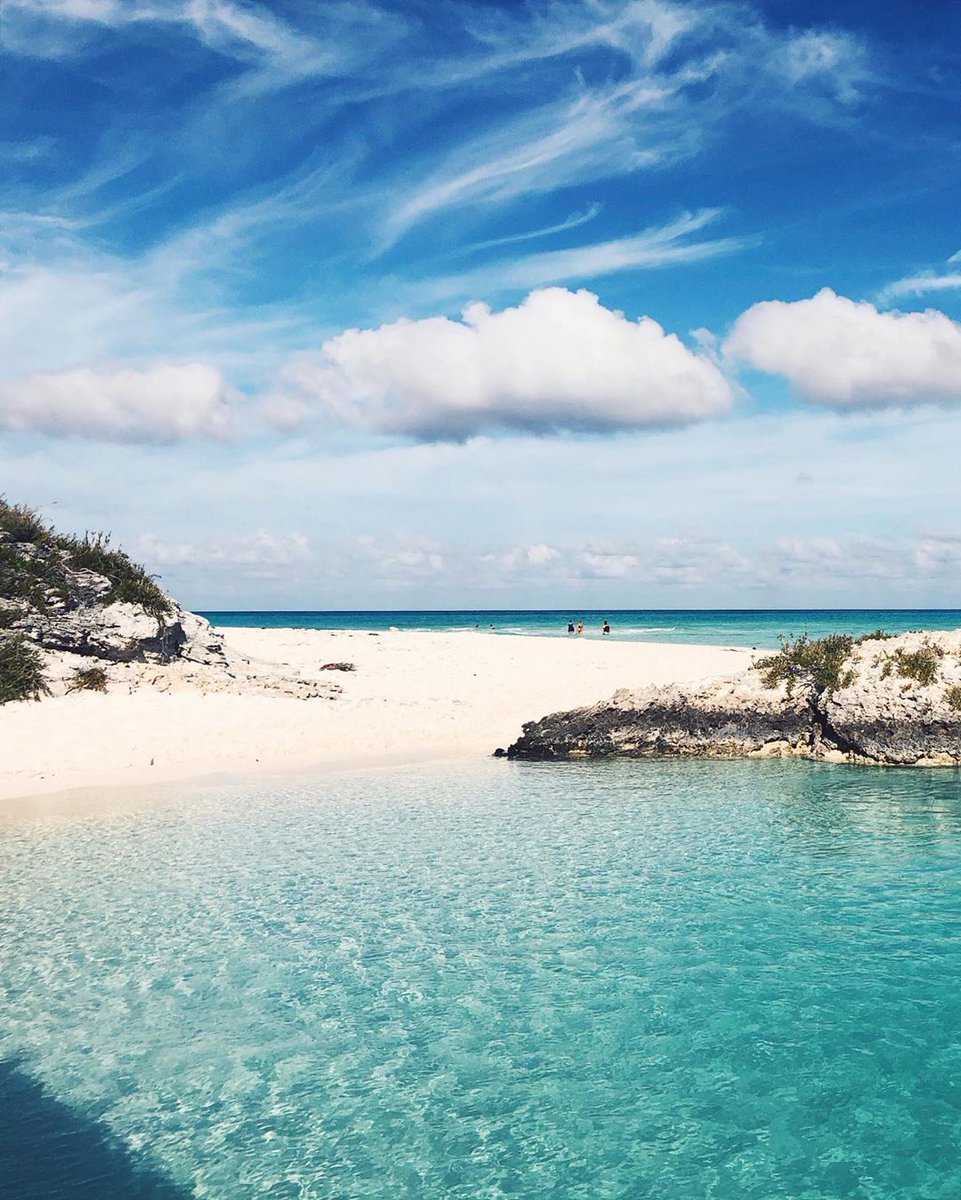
<box><xmin>3</xmin><ymin>0</ymin><xmax>961</xmax><ymax>609</ymax></box>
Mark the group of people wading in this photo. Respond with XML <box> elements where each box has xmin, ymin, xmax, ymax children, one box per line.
<box><xmin>567</xmin><ymin>619</ymin><xmax>611</xmax><ymax>636</ymax></box>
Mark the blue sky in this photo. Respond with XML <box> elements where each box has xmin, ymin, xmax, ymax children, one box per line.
<box><xmin>4</xmin><ymin>0</ymin><xmax>961</xmax><ymax>608</ymax></box>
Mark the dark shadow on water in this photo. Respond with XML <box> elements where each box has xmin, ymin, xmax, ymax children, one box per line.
<box><xmin>0</xmin><ymin>1059</ymin><xmax>193</xmax><ymax>1200</ymax></box>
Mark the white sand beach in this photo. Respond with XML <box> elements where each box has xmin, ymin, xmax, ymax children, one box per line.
<box><xmin>0</xmin><ymin>628</ymin><xmax>755</xmax><ymax>803</ymax></box>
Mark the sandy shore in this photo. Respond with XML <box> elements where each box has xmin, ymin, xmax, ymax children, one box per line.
<box><xmin>0</xmin><ymin>628</ymin><xmax>755</xmax><ymax>802</ymax></box>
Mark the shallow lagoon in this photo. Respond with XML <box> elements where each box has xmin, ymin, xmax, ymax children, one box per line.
<box><xmin>2</xmin><ymin>759</ymin><xmax>960</xmax><ymax>1198</ymax></box>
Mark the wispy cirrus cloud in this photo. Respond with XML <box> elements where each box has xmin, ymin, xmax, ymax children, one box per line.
<box><xmin>2</xmin><ymin>0</ymin><xmax>352</xmax><ymax>85</ymax></box>
<box><xmin>378</xmin><ymin>3</ymin><xmax>873</xmax><ymax>248</ymax></box>
<box><xmin>379</xmin><ymin>76</ymin><xmax>683</xmax><ymax>249</ymax></box>
<box><xmin>1</xmin><ymin>0</ymin><xmax>876</xmax><ymax>398</ymax></box>
<box><xmin>879</xmin><ymin>272</ymin><xmax>961</xmax><ymax>302</ymax></box>
<box><xmin>418</xmin><ymin>209</ymin><xmax>754</xmax><ymax>302</ymax></box>
<box><xmin>460</xmin><ymin>203</ymin><xmax>604</xmax><ymax>255</ymax></box>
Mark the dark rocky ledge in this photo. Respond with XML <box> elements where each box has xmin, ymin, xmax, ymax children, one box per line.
<box><xmin>507</xmin><ymin>630</ymin><xmax>961</xmax><ymax>767</ymax></box>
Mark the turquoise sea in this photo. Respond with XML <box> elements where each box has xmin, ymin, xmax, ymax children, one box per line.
<box><xmin>201</xmin><ymin>609</ymin><xmax>961</xmax><ymax>649</ymax></box>
<box><xmin>2</xmin><ymin>759</ymin><xmax>961</xmax><ymax>1198</ymax></box>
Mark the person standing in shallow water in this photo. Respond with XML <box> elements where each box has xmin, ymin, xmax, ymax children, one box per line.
<box><xmin>576</xmin><ymin>620</ymin><xmax>585</xmax><ymax>635</ymax></box>
<box><xmin>567</xmin><ymin>620</ymin><xmax>575</xmax><ymax>634</ymax></box>
<box><xmin>602</xmin><ymin>620</ymin><xmax>611</xmax><ymax>635</ymax></box>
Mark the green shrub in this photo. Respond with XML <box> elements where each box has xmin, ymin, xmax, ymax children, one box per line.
<box><xmin>0</xmin><ymin>543</ymin><xmax>70</xmax><ymax>611</ymax></box>
<box><xmin>64</xmin><ymin>533</ymin><xmax>172</xmax><ymax>619</ymax></box>
<box><xmin>756</xmin><ymin>633</ymin><xmax>857</xmax><ymax>696</ymax></box>
<box><xmin>0</xmin><ymin>497</ymin><xmax>51</xmax><ymax>545</ymax></box>
<box><xmin>0</xmin><ymin>634</ymin><xmax>48</xmax><ymax>704</ymax></box>
<box><xmin>0</xmin><ymin>604</ymin><xmax>22</xmax><ymax>630</ymax></box>
<box><xmin>0</xmin><ymin>501</ymin><xmax>172</xmax><ymax>622</ymax></box>
<box><xmin>67</xmin><ymin>666</ymin><xmax>109</xmax><ymax>694</ymax></box>
<box><xmin>880</xmin><ymin>642</ymin><xmax>943</xmax><ymax>686</ymax></box>
<box><xmin>945</xmin><ymin>684</ymin><xmax>961</xmax><ymax>712</ymax></box>
<box><xmin>857</xmin><ymin>628</ymin><xmax>890</xmax><ymax>643</ymax></box>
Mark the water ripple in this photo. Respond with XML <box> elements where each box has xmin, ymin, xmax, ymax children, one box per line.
<box><xmin>2</xmin><ymin>759</ymin><xmax>960</xmax><ymax>1197</ymax></box>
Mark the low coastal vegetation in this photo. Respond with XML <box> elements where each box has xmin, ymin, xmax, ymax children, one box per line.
<box><xmin>0</xmin><ymin>497</ymin><xmax>170</xmax><ymax>704</ymax></box>
<box><xmin>0</xmin><ymin>499</ymin><xmax>171</xmax><ymax>620</ymax></box>
<box><xmin>510</xmin><ymin>626</ymin><xmax>961</xmax><ymax>766</ymax></box>
<box><xmin>879</xmin><ymin>641</ymin><xmax>943</xmax><ymax>686</ymax></box>
<box><xmin>755</xmin><ymin>629</ymin><xmax>952</xmax><ymax>699</ymax></box>
<box><xmin>756</xmin><ymin>633</ymin><xmax>861</xmax><ymax>697</ymax></box>
<box><xmin>0</xmin><ymin>634</ymin><xmax>48</xmax><ymax>705</ymax></box>
<box><xmin>66</xmin><ymin>666</ymin><xmax>109</xmax><ymax>694</ymax></box>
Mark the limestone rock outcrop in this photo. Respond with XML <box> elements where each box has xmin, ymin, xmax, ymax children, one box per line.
<box><xmin>2</xmin><ymin>537</ymin><xmax>227</xmax><ymax>666</ymax></box>
<box><xmin>0</xmin><ymin>506</ymin><xmax>336</xmax><ymax>701</ymax></box>
<box><xmin>507</xmin><ymin>630</ymin><xmax>961</xmax><ymax>767</ymax></box>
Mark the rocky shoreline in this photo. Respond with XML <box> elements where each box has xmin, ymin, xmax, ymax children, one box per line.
<box><xmin>506</xmin><ymin>630</ymin><xmax>961</xmax><ymax>767</ymax></box>
<box><xmin>0</xmin><ymin>503</ymin><xmax>337</xmax><ymax>702</ymax></box>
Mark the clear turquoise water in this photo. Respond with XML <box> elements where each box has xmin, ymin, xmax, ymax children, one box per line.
<box><xmin>199</xmin><ymin>609</ymin><xmax>961</xmax><ymax>649</ymax></box>
<box><xmin>2</xmin><ymin>759</ymin><xmax>961</xmax><ymax>1198</ymax></box>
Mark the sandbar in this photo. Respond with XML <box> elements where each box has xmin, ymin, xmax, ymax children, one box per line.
<box><xmin>0</xmin><ymin>628</ymin><xmax>755</xmax><ymax>803</ymax></box>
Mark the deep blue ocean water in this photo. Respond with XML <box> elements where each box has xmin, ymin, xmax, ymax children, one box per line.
<box><xmin>200</xmin><ymin>609</ymin><xmax>961</xmax><ymax>649</ymax></box>
<box><xmin>2</xmin><ymin>758</ymin><xmax>960</xmax><ymax>1198</ymax></box>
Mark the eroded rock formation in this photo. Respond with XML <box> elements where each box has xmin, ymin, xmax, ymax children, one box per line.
<box><xmin>0</xmin><ymin>512</ymin><xmax>335</xmax><ymax>701</ymax></box>
<box><xmin>507</xmin><ymin>631</ymin><xmax>961</xmax><ymax>767</ymax></box>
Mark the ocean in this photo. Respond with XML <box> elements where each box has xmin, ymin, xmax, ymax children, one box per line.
<box><xmin>201</xmin><ymin>608</ymin><xmax>961</xmax><ymax>649</ymax></box>
<box><xmin>2</xmin><ymin>758</ymin><xmax>960</xmax><ymax>1198</ymax></box>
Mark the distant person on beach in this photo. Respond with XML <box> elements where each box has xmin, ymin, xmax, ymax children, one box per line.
<box><xmin>602</xmin><ymin>620</ymin><xmax>611</xmax><ymax>635</ymax></box>
<box><xmin>576</xmin><ymin>620</ymin><xmax>585</xmax><ymax>635</ymax></box>
<box><xmin>567</xmin><ymin>620</ymin><xmax>575</xmax><ymax>634</ymax></box>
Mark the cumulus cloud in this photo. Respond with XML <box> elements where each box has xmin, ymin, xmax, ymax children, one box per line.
<box><xmin>725</xmin><ymin>288</ymin><xmax>961</xmax><ymax>409</ymax></box>
<box><xmin>272</xmin><ymin>287</ymin><xmax>734</xmax><ymax>440</ymax></box>
<box><xmin>0</xmin><ymin>362</ymin><xmax>235</xmax><ymax>441</ymax></box>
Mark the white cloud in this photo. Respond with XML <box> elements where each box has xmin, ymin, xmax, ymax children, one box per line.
<box><xmin>380</xmin><ymin>5</ymin><xmax>872</xmax><ymax>245</ymax></box>
<box><xmin>462</xmin><ymin>203</ymin><xmax>603</xmax><ymax>254</ymax></box>
<box><xmin>0</xmin><ymin>362</ymin><xmax>235</xmax><ymax>441</ymax></box>
<box><xmin>0</xmin><ymin>241</ymin><xmax>319</xmax><ymax>387</ymax></box>
<box><xmin>2</xmin><ymin>0</ymin><xmax>339</xmax><ymax>83</ymax></box>
<box><xmin>272</xmin><ymin>287</ymin><xmax>734</xmax><ymax>440</ymax></box>
<box><xmin>419</xmin><ymin>209</ymin><xmax>753</xmax><ymax>302</ymax></box>
<box><xmin>770</xmin><ymin>30</ymin><xmax>870</xmax><ymax>102</ymax></box>
<box><xmin>725</xmin><ymin>288</ymin><xmax>961</xmax><ymax>408</ymax></box>
<box><xmin>139</xmin><ymin>528</ymin><xmax>310</xmax><ymax>567</ymax></box>
<box><xmin>485</xmin><ymin>542</ymin><xmax>564</xmax><ymax>573</ymax></box>
<box><xmin>580</xmin><ymin>549</ymin><xmax>643</xmax><ymax>579</ymax></box>
<box><xmin>352</xmin><ymin>534</ymin><xmax>446</xmax><ymax>579</ymax></box>
<box><xmin>879</xmin><ymin>273</ymin><xmax>961</xmax><ymax>301</ymax></box>
<box><xmin>382</xmin><ymin>77</ymin><xmax>677</xmax><ymax>246</ymax></box>
<box><xmin>913</xmin><ymin>535</ymin><xmax>961</xmax><ymax>573</ymax></box>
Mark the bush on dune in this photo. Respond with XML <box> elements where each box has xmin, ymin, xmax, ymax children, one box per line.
<box><xmin>0</xmin><ymin>634</ymin><xmax>48</xmax><ymax>705</ymax></box>
<box><xmin>0</xmin><ymin>498</ymin><xmax>171</xmax><ymax>621</ymax></box>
